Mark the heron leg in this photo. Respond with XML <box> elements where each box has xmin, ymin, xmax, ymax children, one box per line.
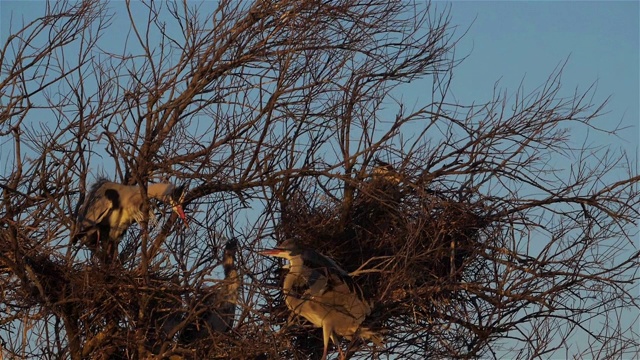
<box><xmin>95</xmin><ymin>231</ymin><xmax>107</xmax><ymax>264</ymax></box>
<box><xmin>322</xmin><ymin>325</ymin><xmax>331</xmax><ymax>360</ymax></box>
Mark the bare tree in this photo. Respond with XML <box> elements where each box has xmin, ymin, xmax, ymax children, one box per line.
<box><xmin>1</xmin><ymin>0</ymin><xmax>638</xmax><ymax>359</ymax></box>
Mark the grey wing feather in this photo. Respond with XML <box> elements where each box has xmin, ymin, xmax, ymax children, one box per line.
<box><xmin>76</xmin><ymin>180</ymin><xmax>115</xmax><ymax>233</ymax></box>
<box><xmin>303</xmin><ymin>249</ymin><xmax>349</xmax><ymax>276</ymax></box>
<box><xmin>79</xmin><ymin>195</ymin><xmax>113</xmax><ymax>229</ymax></box>
<box><xmin>303</xmin><ymin>249</ymin><xmax>365</xmax><ymax>300</ymax></box>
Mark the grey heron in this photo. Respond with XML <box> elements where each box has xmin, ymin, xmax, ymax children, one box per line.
<box><xmin>180</xmin><ymin>238</ymin><xmax>240</xmax><ymax>343</ymax></box>
<box><xmin>261</xmin><ymin>239</ymin><xmax>382</xmax><ymax>360</ymax></box>
<box><xmin>371</xmin><ymin>159</ymin><xmax>401</xmax><ymax>185</ymax></box>
<box><xmin>145</xmin><ymin>239</ymin><xmax>240</xmax><ymax>356</ymax></box>
<box><xmin>73</xmin><ymin>179</ymin><xmax>189</xmax><ymax>263</ymax></box>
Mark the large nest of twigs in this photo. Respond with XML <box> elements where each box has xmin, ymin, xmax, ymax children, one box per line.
<box><xmin>10</xmin><ymin>251</ymin><xmax>236</xmax><ymax>358</ymax></box>
<box><xmin>274</xmin><ymin>164</ymin><xmax>502</xmax><ymax>327</ymax></box>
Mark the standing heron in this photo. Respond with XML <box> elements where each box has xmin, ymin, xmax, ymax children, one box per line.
<box><xmin>261</xmin><ymin>240</ymin><xmax>382</xmax><ymax>360</ymax></box>
<box><xmin>73</xmin><ymin>179</ymin><xmax>189</xmax><ymax>263</ymax></box>
<box><xmin>144</xmin><ymin>239</ymin><xmax>240</xmax><ymax>356</ymax></box>
<box><xmin>180</xmin><ymin>238</ymin><xmax>240</xmax><ymax>343</ymax></box>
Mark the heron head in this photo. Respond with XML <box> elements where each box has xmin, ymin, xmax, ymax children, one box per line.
<box><xmin>259</xmin><ymin>239</ymin><xmax>300</xmax><ymax>259</ymax></box>
<box><xmin>225</xmin><ymin>238</ymin><xmax>239</xmax><ymax>252</ymax></box>
<box><xmin>371</xmin><ymin>158</ymin><xmax>401</xmax><ymax>184</ymax></box>
<box><xmin>168</xmin><ymin>183</ymin><xmax>189</xmax><ymax>228</ymax></box>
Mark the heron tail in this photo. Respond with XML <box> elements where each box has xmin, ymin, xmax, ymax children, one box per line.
<box><xmin>358</xmin><ymin>327</ymin><xmax>384</xmax><ymax>346</ymax></box>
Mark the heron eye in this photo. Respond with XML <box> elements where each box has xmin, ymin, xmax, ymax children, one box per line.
<box><xmin>172</xmin><ymin>185</ymin><xmax>186</xmax><ymax>201</ymax></box>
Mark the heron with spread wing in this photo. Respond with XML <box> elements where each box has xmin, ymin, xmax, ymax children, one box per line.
<box><xmin>73</xmin><ymin>179</ymin><xmax>188</xmax><ymax>263</ymax></box>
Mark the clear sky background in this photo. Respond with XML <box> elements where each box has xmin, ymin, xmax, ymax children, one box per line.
<box><xmin>1</xmin><ymin>1</ymin><xmax>637</xmax><ymax>175</ymax></box>
<box><xmin>440</xmin><ymin>1</ymin><xmax>638</xmax><ymax>150</ymax></box>
<box><xmin>1</xmin><ymin>0</ymin><xmax>638</xmax><ymax>358</ymax></box>
<box><xmin>441</xmin><ymin>3</ymin><xmax>639</xmax><ymax>355</ymax></box>
<box><xmin>433</xmin><ymin>3</ymin><xmax>639</xmax><ymax>355</ymax></box>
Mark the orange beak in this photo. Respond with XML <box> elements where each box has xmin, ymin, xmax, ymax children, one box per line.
<box><xmin>259</xmin><ymin>249</ymin><xmax>288</xmax><ymax>257</ymax></box>
<box><xmin>172</xmin><ymin>204</ymin><xmax>189</xmax><ymax>228</ymax></box>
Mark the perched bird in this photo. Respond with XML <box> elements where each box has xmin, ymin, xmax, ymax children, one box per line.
<box><xmin>261</xmin><ymin>240</ymin><xmax>382</xmax><ymax>360</ymax></box>
<box><xmin>180</xmin><ymin>238</ymin><xmax>240</xmax><ymax>343</ymax></box>
<box><xmin>371</xmin><ymin>159</ymin><xmax>401</xmax><ymax>185</ymax></box>
<box><xmin>145</xmin><ymin>239</ymin><xmax>240</xmax><ymax>356</ymax></box>
<box><xmin>73</xmin><ymin>179</ymin><xmax>189</xmax><ymax>263</ymax></box>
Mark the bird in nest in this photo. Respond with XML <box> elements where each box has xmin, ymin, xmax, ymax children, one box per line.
<box><xmin>261</xmin><ymin>239</ymin><xmax>383</xmax><ymax>360</ymax></box>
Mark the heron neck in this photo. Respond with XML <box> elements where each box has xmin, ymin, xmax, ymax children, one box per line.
<box><xmin>286</xmin><ymin>256</ymin><xmax>304</xmax><ymax>271</ymax></box>
<box><xmin>147</xmin><ymin>183</ymin><xmax>171</xmax><ymax>200</ymax></box>
<box><xmin>283</xmin><ymin>256</ymin><xmax>306</xmax><ymax>291</ymax></box>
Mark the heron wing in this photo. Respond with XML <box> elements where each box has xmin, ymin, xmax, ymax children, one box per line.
<box><xmin>302</xmin><ymin>249</ymin><xmax>366</xmax><ymax>301</ymax></box>
<box><xmin>322</xmin><ymin>281</ymin><xmax>371</xmax><ymax>318</ymax></box>
<box><xmin>300</xmin><ymin>279</ymin><xmax>370</xmax><ymax>331</ymax></box>
<box><xmin>76</xmin><ymin>182</ymin><xmax>116</xmax><ymax>233</ymax></box>
<box><xmin>302</xmin><ymin>249</ymin><xmax>350</xmax><ymax>277</ymax></box>
<box><xmin>79</xmin><ymin>196</ymin><xmax>112</xmax><ymax>232</ymax></box>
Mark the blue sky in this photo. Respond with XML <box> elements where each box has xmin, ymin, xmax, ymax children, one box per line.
<box><xmin>1</xmin><ymin>1</ymin><xmax>637</xmax><ymax>164</ymax></box>
<box><xmin>1</xmin><ymin>1</ymin><xmax>638</xmax><ymax>357</ymax></box>
<box><xmin>442</xmin><ymin>1</ymin><xmax>638</xmax><ymax>148</ymax></box>
<box><xmin>438</xmin><ymin>4</ymin><xmax>639</xmax><ymax>353</ymax></box>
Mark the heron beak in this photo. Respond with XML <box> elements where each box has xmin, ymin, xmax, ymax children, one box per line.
<box><xmin>167</xmin><ymin>183</ymin><xmax>189</xmax><ymax>228</ymax></box>
<box><xmin>259</xmin><ymin>249</ymin><xmax>287</xmax><ymax>258</ymax></box>
<box><xmin>172</xmin><ymin>204</ymin><xmax>189</xmax><ymax>228</ymax></box>
<box><xmin>259</xmin><ymin>249</ymin><xmax>278</xmax><ymax>256</ymax></box>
